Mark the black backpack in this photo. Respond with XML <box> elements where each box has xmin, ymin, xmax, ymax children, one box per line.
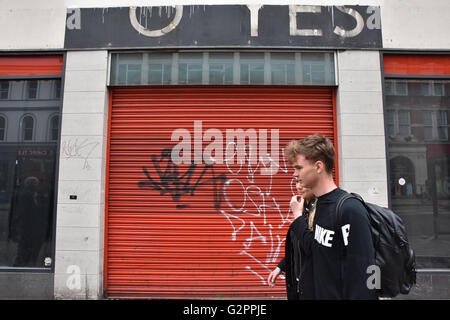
<box><xmin>335</xmin><ymin>192</ymin><xmax>416</xmax><ymax>298</ymax></box>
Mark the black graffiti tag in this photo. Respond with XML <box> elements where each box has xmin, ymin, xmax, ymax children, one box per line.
<box><xmin>138</xmin><ymin>148</ymin><xmax>226</xmax><ymax>210</ymax></box>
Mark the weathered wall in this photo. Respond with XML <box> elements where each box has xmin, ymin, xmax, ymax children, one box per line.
<box><xmin>54</xmin><ymin>50</ymin><xmax>109</xmax><ymax>299</ymax></box>
<box><xmin>1</xmin><ymin>1</ymin><xmax>450</xmax><ymax>50</ymax></box>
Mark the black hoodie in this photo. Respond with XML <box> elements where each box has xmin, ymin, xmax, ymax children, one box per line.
<box><xmin>277</xmin><ymin>200</ymin><xmax>316</xmax><ymax>300</ymax></box>
<box><xmin>290</xmin><ymin>188</ymin><xmax>378</xmax><ymax>300</ymax></box>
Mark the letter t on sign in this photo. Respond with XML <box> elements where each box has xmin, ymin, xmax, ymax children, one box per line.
<box><xmin>289</xmin><ymin>5</ymin><xmax>323</xmax><ymax>36</ymax></box>
<box><xmin>247</xmin><ymin>5</ymin><xmax>263</xmax><ymax>37</ymax></box>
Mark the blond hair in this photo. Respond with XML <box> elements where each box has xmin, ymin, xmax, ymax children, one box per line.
<box><xmin>285</xmin><ymin>134</ymin><xmax>335</xmax><ymax>174</ymax></box>
<box><xmin>308</xmin><ymin>199</ymin><xmax>317</xmax><ymax>231</ymax></box>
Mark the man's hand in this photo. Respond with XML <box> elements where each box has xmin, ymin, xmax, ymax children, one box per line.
<box><xmin>268</xmin><ymin>267</ymin><xmax>281</xmax><ymax>287</ymax></box>
<box><xmin>290</xmin><ymin>195</ymin><xmax>304</xmax><ymax>220</ymax></box>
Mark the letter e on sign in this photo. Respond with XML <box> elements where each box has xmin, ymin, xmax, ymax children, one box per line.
<box><xmin>289</xmin><ymin>5</ymin><xmax>323</xmax><ymax>37</ymax></box>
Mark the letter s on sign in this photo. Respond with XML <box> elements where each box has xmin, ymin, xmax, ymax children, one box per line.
<box><xmin>129</xmin><ymin>6</ymin><xmax>183</xmax><ymax>37</ymax></box>
<box><xmin>333</xmin><ymin>6</ymin><xmax>364</xmax><ymax>38</ymax></box>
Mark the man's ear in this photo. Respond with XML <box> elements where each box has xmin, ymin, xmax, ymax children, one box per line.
<box><xmin>314</xmin><ymin>160</ymin><xmax>325</xmax><ymax>174</ymax></box>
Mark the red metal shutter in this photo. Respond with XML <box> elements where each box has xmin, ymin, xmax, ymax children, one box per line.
<box><xmin>105</xmin><ymin>86</ymin><xmax>337</xmax><ymax>299</ymax></box>
<box><xmin>383</xmin><ymin>54</ymin><xmax>450</xmax><ymax>76</ymax></box>
<box><xmin>0</xmin><ymin>55</ymin><xmax>63</xmax><ymax>76</ymax></box>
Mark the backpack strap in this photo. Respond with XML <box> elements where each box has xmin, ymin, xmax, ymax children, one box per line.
<box><xmin>335</xmin><ymin>192</ymin><xmax>365</xmax><ymax>225</ymax></box>
<box><xmin>335</xmin><ymin>193</ymin><xmax>355</xmax><ymax>230</ymax></box>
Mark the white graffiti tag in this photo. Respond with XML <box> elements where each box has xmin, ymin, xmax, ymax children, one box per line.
<box><xmin>61</xmin><ymin>138</ymin><xmax>100</xmax><ymax>170</ymax></box>
<box><xmin>221</xmin><ymin>142</ymin><xmax>293</xmax><ymax>283</ymax></box>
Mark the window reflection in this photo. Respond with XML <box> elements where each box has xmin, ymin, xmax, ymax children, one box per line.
<box><xmin>21</xmin><ymin>115</ymin><xmax>34</xmax><ymax>141</ymax></box>
<box><xmin>301</xmin><ymin>52</ymin><xmax>334</xmax><ymax>85</ymax></box>
<box><xmin>26</xmin><ymin>81</ymin><xmax>38</xmax><ymax>99</ymax></box>
<box><xmin>49</xmin><ymin>115</ymin><xmax>59</xmax><ymax>142</ymax></box>
<box><xmin>0</xmin><ymin>115</ymin><xmax>5</xmax><ymax>141</ymax></box>
<box><xmin>110</xmin><ymin>51</ymin><xmax>336</xmax><ymax>86</ymax></box>
<box><xmin>144</xmin><ymin>52</ymin><xmax>172</xmax><ymax>85</ymax></box>
<box><xmin>111</xmin><ymin>53</ymin><xmax>143</xmax><ymax>85</ymax></box>
<box><xmin>0</xmin><ymin>79</ymin><xmax>60</xmax><ymax>268</ymax></box>
<box><xmin>179</xmin><ymin>53</ymin><xmax>203</xmax><ymax>85</ymax></box>
<box><xmin>271</xmin><ymin>53</ymin><xmax>295</xmax><ymax>85</ymax></box>
<box><xmin>0</xmin><ymin>81</ymin><xmax>9</xmax><ymax>99</ymax></box>
<box><xmin>209</xmin><ymin>53</ymin><xmax>233</xmax><ymax>85</ymax></box>
<box><xmin>240</xmin><ymin>52</ymin><xmax>264</xmax><ymax>85</ymax></box>
<box><xmin>386</xmin><ymin>79</ymin><xmax>450</xmax><ymax>267</ymax></box>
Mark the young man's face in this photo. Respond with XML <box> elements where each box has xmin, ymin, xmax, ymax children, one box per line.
<box><xmin>292</xmin><ymin>154</ymin><xmax>319</xmax><ymax>190</ymax></box>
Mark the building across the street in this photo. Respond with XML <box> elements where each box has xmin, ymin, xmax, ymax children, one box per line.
<box><xmin>0</xmin><ymin>0</ymin><xmax>449</xmax><ymax>299</ymax></box>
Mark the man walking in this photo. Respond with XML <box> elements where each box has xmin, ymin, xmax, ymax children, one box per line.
<box><xmin>285</xmin><ymin>134</ymin><xmax>378</xmax><ymax>300</ymax></box>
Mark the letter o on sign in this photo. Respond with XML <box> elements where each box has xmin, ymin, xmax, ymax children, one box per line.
<box><xmin>129</xmin><ymin>6</ymin><xmax>183</xmax><ymax>37</ymax></box>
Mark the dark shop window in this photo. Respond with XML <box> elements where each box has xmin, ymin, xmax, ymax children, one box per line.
<box><xmin>0</xmin><ymin>81</ymin><xmax>9</xmax><ymax>99</ymax></box>
<box><xmin>0</xmin><ymin>116</ymin><xmax>5</xmax><ymax>141</ymax></box>
<box><xmin>385</xmin><ymin>78</ymin><xmax>450</xmax><ymax>269</ymax></box>
<box><xmin>0</xmin><ymin>79</ymin><xmax>61</xmax><ymax>269</ymax></box>
<box><xmin>26</xmin><ymin>80</ymin><xmax>38</xmax><ymax>99</ymax></box>
<box><xmin>49</xmin><ymin>115</ymin><xmax>59</xmax><ymax>142</ymax></box>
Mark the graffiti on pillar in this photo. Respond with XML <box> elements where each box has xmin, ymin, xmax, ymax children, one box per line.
<box><xmin>61</xmin><ymin>138</ymin><xmax>100</xmax><ymax>170</ymax></box>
